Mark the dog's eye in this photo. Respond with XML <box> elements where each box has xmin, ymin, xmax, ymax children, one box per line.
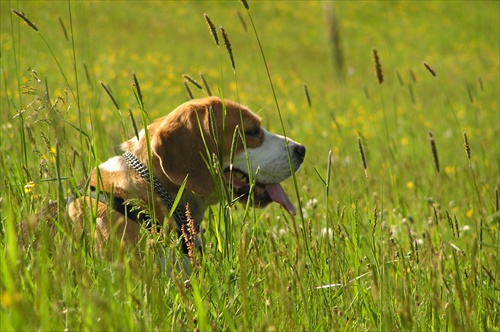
<box><xmin>245</xmin><ymin>128</ymin><xmax>261</xmax><ymax>137</ymax></box>
<box><xmin>245</xmin><ymin>128</ymin><xmax>260</xmax><ymax>137</ymax></box>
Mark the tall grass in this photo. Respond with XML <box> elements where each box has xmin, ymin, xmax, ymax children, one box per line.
<box><xmin>1</xmin><ymin>1</ymin><xmax>499</xmax><ymax>331</ymax></box>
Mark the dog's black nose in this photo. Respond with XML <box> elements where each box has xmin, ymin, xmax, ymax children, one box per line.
<box><xmin>293</xmin><ymin>144</ymin><xmax>306</xmax><ymax>161</ymax></box>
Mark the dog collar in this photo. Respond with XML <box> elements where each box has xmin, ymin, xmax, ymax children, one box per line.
<box><xmin>123</xmin><ymin>151</ymin><xmax>203</xmax><ymax>255</ymax></box>
<box><xmin>123</xmin><ymin>151</ymin><xmax>187</xmax><ymax>231</ymax></box>
<box><xmin>88</xmin><ymin>186</ymin><xmax>156</xmax><ymax>229</ymax></box>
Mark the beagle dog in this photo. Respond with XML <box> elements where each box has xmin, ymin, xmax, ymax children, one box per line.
<box><xmin>67</xmin><ymin>97</ymin><xmax>306</xmax><ymax>254</ymax></box>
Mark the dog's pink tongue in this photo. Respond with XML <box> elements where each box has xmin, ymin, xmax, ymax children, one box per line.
<box><xmin>265</xmin><ymin>183</ymin><xmax>296</xmax><ymax>215</ymax></box>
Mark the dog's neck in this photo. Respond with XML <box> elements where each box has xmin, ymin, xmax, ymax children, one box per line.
<box><xmin>94</xmin><ymin>153</ymin><xmax>218</xmax><ymax>235</ymax></box>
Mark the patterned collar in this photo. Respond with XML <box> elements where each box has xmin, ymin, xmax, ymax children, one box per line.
<box><xmin>122</xmin><ymin>151</ymin><xmax>187</xmax><ymax>233</ymax></box>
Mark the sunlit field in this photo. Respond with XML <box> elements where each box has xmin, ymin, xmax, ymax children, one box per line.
<box><xmin>1</xmin><ymin>1</ymin><xmax>499</xmax><ymax>330</ymax></box>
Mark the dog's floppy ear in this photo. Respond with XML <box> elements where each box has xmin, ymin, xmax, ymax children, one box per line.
<box><xmin>151</xmin><ymin>106</ymin><xmax>216</xmax><ymax>196</ymax></box>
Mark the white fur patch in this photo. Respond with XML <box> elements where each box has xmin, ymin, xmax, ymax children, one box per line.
<box><xmin>230</xmin><ymin>128</ymin><xmax>302</xmax><ymax>184</ymax></box>
<box><xmin>99</xmin><ymin>156</ymin><xmax>128</xmax><ymax>172</ymax></box>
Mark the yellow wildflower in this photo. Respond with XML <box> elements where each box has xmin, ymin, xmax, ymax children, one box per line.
<box><xmin>444</xmin><ymin>166</ymin><xmax>456</xmax><ymax>175</ymax></box>
<box><xmin>400</xmin><ymin>136</ymin><xmax>410</xmax><ymax>146</ymax></box>
<box><xmin>24</xmin><ymin>181</ymin><xmax>36</xmax><ymax>194</ymax></box>
<box><xmin>0</xmin><ymin>291</ymin><xmax>22</xmax><ymax>308</ymax></box>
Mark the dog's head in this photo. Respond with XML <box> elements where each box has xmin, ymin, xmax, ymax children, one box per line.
<box><xmin>123</xmin><ymin>97</ymin><xmax>305</xmax><ymax>215</ymax></box>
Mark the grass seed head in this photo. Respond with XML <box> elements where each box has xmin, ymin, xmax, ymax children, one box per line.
<box><xmin>409</xmin><ymin>69</ymin><xmax>417</xmax><ymax>83</ymax></box>
<box><xmin>428</xmin><ymin>131</ymin><xmax>440</xmax><ymax>173</ymax></box>
<box><xmin>408</xmin><ymin>85</ymin><xmax>416</xmax><ymax>104</ymax></box>
<box><xmin>40</xmin><ymin>132</ymin><xmax>52</xmax><ymax>152</ymax></box>
<box><xmin>445</xmin><ymin>211</ymin><xmax>457</xmax><ymax>237</ymax></box>
<box><xmin>128</xmin><ymin>109</ymin><xmax>140</xmax><ymax>141</ymax></box>
<box><xmin>100</xmin><ymin>82</ymin><xmax>120</xmax><ymax>110</ymax></box>
<box><xmin>303</xmin><ymin>83</ymin><xmax>311</xmax><ymax>108</ymax></box>
<box><xmin>240</xmin><ymin>0</ymin><xmax>250</xmax><ymax>10</ymax></box>
<box><xmin>496</xmin><ymin>188</ymin><xmax>499</xmax><ymax>213</ymax></box>
<box><xmin>132</xmin><ymin>72</ymin><xmax>146</xmax><ymax>112</ymax></box>
<box><xmin>372</xmin><ymin>48</ymin><xmax>384</xmax><ymax>84</ymax></box>
<box><xmin>467</xmin><ymin>84</ymin><xmax>474</xmax><ymax>103</ymax></box>
<box><xmin>12</xmin><ymin>9</ymin><xmax>39</xmax><ymax>32</ymax></box>
<box><xmin>230</xmin><ymin>126</ymin><xmax>240</xmax><ymax>167</ymax></box>
<box><xmin>325</xmin><ymin>3</ymin><xmax>345</xmax><ymax>81</ymax></box>
<box><xmin>208</xmin><ymin>105</ymin><xmax>219</xmax><ymax>146</ymax></box>
<box><xmin>182</xmin><ymin>74</ymin><xmax>203</xmax><ymax>90</ymax></box>
<box><xmin>463</xmin><ymin>132</ymin><xmax>471</xmax><ymax>160</ymax></box>
<box><xmin>220</xmin><ymin>26</ymin><xmax>236</xmax><ymax>70</ymax></box>
<box><xmin>58</xmin><ymin>17</ymin><xmax>68</xmax><ymax>41</ymax></box>
<box><xmin>199</xmin><ymin>72</ymin><xmax>212</xmax><ymax>96</ymax></box>
<box><xmin>203</xmin><ymin>14</ymin><xmax>219</xmax><ymax>46</ymax></box>
<box><xmin>396</xmin><ymin>70</ymin><xmax>404</xmax><ymax>86</ymax></box>
<box><xmin>362</xmin><ymin>84</ymin><xmax>370</xmax><ymax>100</ymax></box>
<box><xmin>454</xmin><ymin>214</ymin><xmax>460</xmax><ymax>238</ymax></box>
<box><xmin>423</xmin><ymin>62</ymin><xmax>437</xmax><ymax>77</ymax></box>
<box><xmin>237</xmin><ymin>11</ymin><xmax>248</xmax><ymax>32</ymax></box>
<box><xmin>181</xmin><ymin>203</ymin><xmax>197</xmax><ymax>261</ymax></box>
<box><xmin>357</xmin><ymin>136</ymin><xmax>368</xmax><ymax>177</ymax></box>
<box><xmin>478</xmin><ymin>76</ymin><xmax>484</xmax><ymax>91</ymax></box>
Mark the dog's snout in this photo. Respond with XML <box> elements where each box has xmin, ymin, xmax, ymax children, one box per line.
<box><xmin>293</xmin><ymin>144</ymin><xmax>306</xmax><ymax>161</ymax></box>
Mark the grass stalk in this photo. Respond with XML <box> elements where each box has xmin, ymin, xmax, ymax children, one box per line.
<box><xmin>325</xmin><ymin>150</ymin><xmax>333</xmax><ymax>282</ymax></box>
<box><xmin>203</xmin><ymin>13</ymin><xmax>236</xmax><ymax>261</ymax></box>
<box><xmin>423</xmin><ymin>61</ymin><xmax>463</xmax><ymax>135</ymax></box>
<box><xmin>241</xmin><ymin>1</ymin><xmax>308</xmax><ymax>255</ymax></box>
<box><xmin>132</xmin><ymin>73</ymin><xmax>159</xmax><ymax>227</ymax></box>
<box><xmin>9</xmin><ymin>8</ymin><xmax>28</xmax><ymax>166</ymax></box>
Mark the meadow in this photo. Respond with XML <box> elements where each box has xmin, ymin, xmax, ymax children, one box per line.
<box><xmin>1</xmin><ymin>1</ymin><xmax>499</xmax><ymax>330</ymax></box>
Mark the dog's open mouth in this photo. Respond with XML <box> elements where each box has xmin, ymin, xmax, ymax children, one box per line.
<box><xmin>223</xmin><ymin>168</ymin><xmax>296</xmax><ymax>215</ymax></box>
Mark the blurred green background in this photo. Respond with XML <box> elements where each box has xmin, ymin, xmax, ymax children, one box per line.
<box><xmin>1</xmin><ymin>1</ymin><xmax>499</xmax><ymax>330</ymax></box>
